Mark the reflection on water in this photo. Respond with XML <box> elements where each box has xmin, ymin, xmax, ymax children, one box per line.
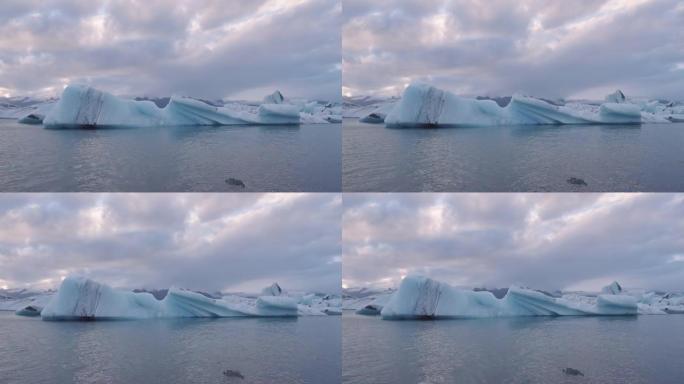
<box><xmin>0</xmin><ymin>121</ymin><xmax>341</xmax><ymax>192</ymax></box>
<box><xmin>343</xmin><ymin>118</ymin><xmax>684</xmax><ymax>192</ymax></box>
<box><xmin>0</xmin><ymin>312</ymin><xmax>340</xmax><ymax>384</ymax></box>
<box><xmin>343</xmin><ymin>312</ymin><xmax>684</xmax><ymax>384</ymax></box>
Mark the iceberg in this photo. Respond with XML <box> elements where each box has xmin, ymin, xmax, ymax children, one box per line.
<box><xmin>605</xmin><ymin>89</ymin><xmax>626</xmax><ymax>103</ymax></box>
<box><xmin>601</xmin><ymin>281</ymin><xmax>623</xmax><ymax>295</ymax></box>
<box><xmin>384</xmin><ymin>83</ymin><xmax>645</xmax><ymax>127</ymax></box>
<box><xmin>42</xmin><ymin>85</ymin><xmax>319</xmax><ymax>128</ymax></box>
<box><xmin>263</xmin><ymin>90</ymin><xmax>285</xmax><ymax>104</ymax></box>
<box><xmin>40</xmin><ymin>276</ymin><xmax>328</xmax><ymax>320</ymax></box>
<box><xmin>261</xmin><ymin>282</ymin><xmax>283</xmax><ymax>296</ymax></box>
<box><xmin>380</xmin><ymin>275</ymin><xmax>638</xmax><ymax>320</ymax></box>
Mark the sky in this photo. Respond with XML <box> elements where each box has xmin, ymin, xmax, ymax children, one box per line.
<box><xmin>343</xmin><ymin>0</ymin><xmax>684</xmax><ymax>100</ymax></box>
<box><xmin>0</xmin><ymin>0</ymin><xmax>341</xmax><ymax>101</ymax></box>
<box><xmin>343</xmin><ymin>193</ymin><xmax>684</xmax><ymax>292</ymax></box>
<box><xmin>0</xmin><ymin>193</ymin><xmax>341</xmax><ymax>294</ymax></box>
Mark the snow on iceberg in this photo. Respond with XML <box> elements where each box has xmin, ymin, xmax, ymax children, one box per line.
<box><xmin>40</xmin><ymin>276</ymin><xmax>327</xmax><ymax>321</ymax></box>
<box><xmin>43</xmin><ymin>85</ymin><xmax>313</xmax><ymax>128</ymax></box>
<box><xmin>384</xmin><ymin>83</ymin><xmax>644</xmax><ymax>127</ymax></box>
<box><xmin>380</xmin><ymin>275</ymin><xmax>638</xmax><ymax>320</ymax></box>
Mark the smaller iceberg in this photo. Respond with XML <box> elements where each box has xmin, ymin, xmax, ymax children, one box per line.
<box><xmin>601</xmin><ymin>281</ymin><xmax>623</xmax><ymax>295</ymax></box>
<box><xmin>263</xmin><ymin>90</ymin><xmax>285</xmax><ymax>104</ymax></box>
<box><xmin>605</xmin><ymin>89</ymin><xmax>626</xmax><ymax>103</ymax></box>
<box><xmin>261</xmin><ymin>282</ymin><xmax>283</xmax><ymax>296</ymax></box>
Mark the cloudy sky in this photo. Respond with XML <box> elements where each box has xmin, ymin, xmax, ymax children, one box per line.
<box><xmin>343</xmin><ymin>0</ymin><xmax>684</xmax><ymax>100</ymax></box>
<box><xmin>343</xmin><ymin>193</ymin><xmax>684</xmax><ymax>292</ymax></box>
<box><xmin>0</xmin><ymin>193</ymin><xmax>341</xmax><ymax>293</ymax></box>
<box><xmin>0</xmin><ymin>0</ymin><xmax>340</xmax><ymax>101</ymax></box>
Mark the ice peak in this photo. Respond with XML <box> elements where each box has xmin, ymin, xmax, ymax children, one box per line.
<box><xmin>601</xmin><ymin>281</ymin><xmax>623</xmax><ymax>295</ymax></box>
<box><xmin>261</xmin><ymin>282</ymin><xmax>283</xmax><ymax>296</ymax></box>
<box><xmin>263</xmin><ymin>90</ymin><xmax>285</xmax><ymax>104</ymax></box>
<box><xmin>605</xmin><ymin>89</ymin><xmax>626</xmax><ymax>103</ymax></box>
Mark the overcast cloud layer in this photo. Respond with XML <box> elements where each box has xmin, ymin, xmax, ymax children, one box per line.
<box><xmin>0</xmin><ymin>0</ymin><xmax>341</xmax><ymax>101</ymax></box>
<box><xmin>343</xmin><ymin>193</ymin><xmax>684</xmax><ymax>292</ymax></box>
<box><xmin>343</xmin><ymin>0</ymin><xmax>684</xmax><ymax>100</ymax></box>
<box><xmin>0</xmin><ymin>193</ymin><xmax>341</xmax><ymax>293</ymax></box>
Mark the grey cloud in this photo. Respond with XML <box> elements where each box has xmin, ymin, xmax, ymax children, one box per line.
<box><xmin>0</xmin><ymin>0</ymin><xmax>340</xmax><ymax>101</ymax></box>
<box><xmin>0</xmin><ymin>193</ymin><xmax>341</xmax><ymax>294</ymax></box>
<box><xmin>343</xmin><ymin>194</ymin><xmax>684</xmax><ymax>292</ymax></box>
<box><xmin>343</xmin><ymin>0</ymin><xmax>684</xmax><ymax>100</ymax></box>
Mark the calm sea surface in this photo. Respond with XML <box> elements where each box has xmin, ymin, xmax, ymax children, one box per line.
<box><xmin>0</xmin><ymin>120</ymin><xmax>341</xmax><ymax>192</ymax></box>
<box><xmin>343</xmin><ymin>311</ymin><xmax>684</xmax><ymax>384</ymax></box>
<box><xmin>343</xmin><ymin>118</ymin><xmax>684</xmax><ymax>192</ymax></box>
<box><xmin>0</xmin><ymin>312</ymin><xmax>340</xmax><ymax>384</ymax></box>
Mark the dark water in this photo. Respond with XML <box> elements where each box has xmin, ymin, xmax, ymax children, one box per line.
<box><xmin>342</xmin><ymin>312</ymin><xmax>684</xmax><ymax>384</ymax></box>
<box><xmin>0</xmin><ymin>120</ymin><xmax>341</xmax><ymax>192</ymax></box>
<box><xmin>343</xmin><ymin>118</ymin><xmax>684</xmax><ymax>192</ymax></box>
<box><xmin>0</xmin><ymin>312</ymin><xmax>339</xmax><ymax>384</ymax></box>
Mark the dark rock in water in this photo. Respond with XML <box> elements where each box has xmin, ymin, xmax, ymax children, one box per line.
<box><xmin>223</xmin><ymin>369</ymin><xmax>245</xmax><ymax>379</ymax></box>
<box><xmin>356</xmin><ymin>304</ymin><xmax>383</xmax><ymax>316</ymax></box>
<box><xmin>567</xmin><ymin>177</ymin><xmax>588</xmax><ymax>186</ymax></box>
<box><xmin>225</xmin><ymin>178</ymin><xmax>246</xmax><ymax>188</ymax></box>
<box><xmin>18</xmin><ymin>113</ymin><xmax>45</xmax><ymax>125</ymax></box>
<box><xmin>360</xmin><ymin>112</ymin><xmax>386</xmax><ymax>124</ymax></box>
<box><xmin>15</xmin><ymin>305</ymin><xmax>42</xmax><ymax>317</ymax></box>
<box><xmin>563</xmin><ymin>367</ymin><xmax>584</xmax><ymax>376</ymax></box>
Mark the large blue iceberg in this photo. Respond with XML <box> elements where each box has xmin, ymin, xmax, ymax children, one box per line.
<box><xmin>384</xmin><ymin>83</ymin><xmax>645</xmax><ymax>127</ymax></box>
<box><xmin>379</xmin><ymin>275</ymin><xmax>645</xmax><ymax>320</ymax></box>
<box><xmin>39</xmin><ymin>276</ymin><xmax>333</xmax><ymax>320</ymax></box>
<box><xmin>43</xmin><ymin>85</ymin><xmax>303</xmax><ymax>127</ymax></box>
